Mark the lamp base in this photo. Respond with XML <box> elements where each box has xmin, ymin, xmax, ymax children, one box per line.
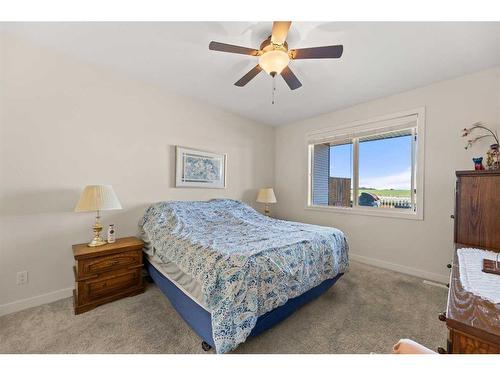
<box><xmin>88</xmin><ymin>236</ymin><xmax>107</xmax><ymax>247</ymax></box>
<box><xmin>87</xmin><ymin>212</ymin><xmax>107</xmax><ymax>247</ymax></box>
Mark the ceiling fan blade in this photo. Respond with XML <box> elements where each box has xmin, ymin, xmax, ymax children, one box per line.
<box><xmin>290</xmin><ymin>45</ymin><xmax>343</xmax><ymax>59</ymax></box>
<box><xmin>271</xmin><ymin>21</ymin><xmax>292</xmax><ymax>45</ymax></box>
<box><xmin>234</xmin><ymin>65</ymin><xmax>263</xmax><ymax>87</ymax></box>
<box><xmin>209</xmin><ymin>41</ymin><xmax>260</xmax><ymax>56</ymax></box>
<box><xmin>281</xmin><ymin>66</ymin><xmax>302</xmax><ymax>90</ymax></box>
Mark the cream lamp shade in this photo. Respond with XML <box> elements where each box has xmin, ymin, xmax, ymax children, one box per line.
<box><xmin>257</xmin><ymin>188</ymin><xmax>277</xmax><ymax>216</ymax></box>
<box><xmin>75</xmin><ymin>185</ymin><xmax>122</xmax><ymax>247</ymax></box>
<box><xmin>75</xmin><ymin>185</ymin><xmax>122</xmax><ymax>212</ymax></box>
<box><xmin>256</xmin><ymin>188</ymin><xmax>277</xmax><ymax>204</ymax></box>
<box><xmin>258</xmin><ymin>50</ymin><xmax>290</xmax><ymax>76</ymax></box>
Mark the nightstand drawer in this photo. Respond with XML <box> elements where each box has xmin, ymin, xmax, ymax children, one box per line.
<box><xmin>77</xmin><ymin>250</ymin><xmax>142</xmax><ymax>278</ymax></box>
<box><xmin>79</xmin><ymin>269</ymin><xmax>142</xmax><ymax>302</ymax></box>
<box><xmin>72</xmin><ymin>237</ymin><xmax>145</xmax><ymax>314</ymax></box>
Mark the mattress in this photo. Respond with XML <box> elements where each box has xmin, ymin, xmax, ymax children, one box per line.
<box><xmin>145</xmin><ymin>255</ymin><xmax>209</xmax><ymax>311</ymax></box>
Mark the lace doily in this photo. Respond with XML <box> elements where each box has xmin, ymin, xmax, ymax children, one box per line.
<box><xmin>457</xmin><ymin>248</ymin><xmax>500</xmax><ymax>304</ymax></box>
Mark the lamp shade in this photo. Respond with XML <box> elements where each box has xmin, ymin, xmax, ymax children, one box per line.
<box><xmin>74</xmin><ymin>185</ymin><xmax>122</xmax><ymax>212</ymax></box>
<box><xmin>256</xmin><ymin>188</ymin><xmax>277</xmax><ymax>204</ymax></box>
<box><xmin>258</xmin><ymin>50</ymin><xmax>290</xmax><ymax>75</ymax></box>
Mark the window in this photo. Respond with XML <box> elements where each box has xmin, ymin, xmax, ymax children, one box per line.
<box><xmin>307</xmin><ymin>109</ymin><xmax>424</xmax><ymax>219</ymax></box>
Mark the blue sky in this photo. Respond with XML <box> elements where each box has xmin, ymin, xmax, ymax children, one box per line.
<box><xmin>329</xmin><ymin>135</ymin><xmax>412</xmax><ymax>190</ymax></box>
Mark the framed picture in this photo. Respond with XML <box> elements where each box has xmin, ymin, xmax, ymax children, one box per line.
<box><xmin>175</xmin><ymin>146</ymin><xmax>227</xmax><ymax>188</ymax></box>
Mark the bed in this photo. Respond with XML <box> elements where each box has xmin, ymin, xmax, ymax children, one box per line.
<box><xmin>139</xmin><ymin>199</ymin><xmax>349</xmax><ymax>353</ymax></box>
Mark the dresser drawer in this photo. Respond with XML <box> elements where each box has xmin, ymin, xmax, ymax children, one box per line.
<box><xmin>78</xmin><ymin>269</ymin><xmax>142</xmax><ymax>303</ymax></box>
<box><xmin>450</xmin><ymin>329</ymin><xmax>500</xmax><ymax>354</ymax></box>
<box><xmin>76</xmin><ymin>250</ymin><xmax>142</xmax><ymax>278</ymax></box>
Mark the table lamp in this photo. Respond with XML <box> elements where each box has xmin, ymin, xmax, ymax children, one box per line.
<box><xmin>74</xmin><ymin>185</ymin><xmax>122</xmax><ymax>247</ymax></box>
<box><xmin>256</xmin><ymin>187</ymin><xmax>277</xmax><ymax>216</ymax></box>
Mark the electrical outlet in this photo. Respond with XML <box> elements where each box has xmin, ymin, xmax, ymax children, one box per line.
<box><xmin>16</xmin><ymin>271</ymin><xmax>28</xmax><ymax>285</ymax></box>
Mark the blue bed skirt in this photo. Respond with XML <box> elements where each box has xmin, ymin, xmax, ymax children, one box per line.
<box><xmin>145</xmin><ymin>258</ymin><xmax>343</xmax><ymax>350</ymax></box>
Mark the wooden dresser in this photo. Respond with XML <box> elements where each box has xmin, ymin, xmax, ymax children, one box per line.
<box><xmin>72</xmin><ymin>236</ymin><xmax>145</xmax><ymax>315</ymax></box>
<box><xmin>441</xmin><ymin>170</ymin><xmax>500</xmax><ymax>353</ymax></box>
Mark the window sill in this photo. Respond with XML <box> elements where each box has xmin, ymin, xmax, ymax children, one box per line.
<box><xmin>305</xmin><ymin>204</ymin><xmax>423</xmax><ymax>220</ymax></box>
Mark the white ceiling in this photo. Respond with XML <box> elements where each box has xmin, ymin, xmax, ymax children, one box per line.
<box><xmin>2</xmin><ymin>22</ymin><xmax>500</xmax><ymax>126</ymax></box>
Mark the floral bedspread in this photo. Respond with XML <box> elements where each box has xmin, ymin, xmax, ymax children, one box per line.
<box><xmin>139</xmin><ymin>199</ymin><xmax>349</xmax><ymax>353</ymax></box>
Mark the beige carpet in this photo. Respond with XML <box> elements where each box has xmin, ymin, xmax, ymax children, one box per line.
<box><xmin>0</xmin><ymin>261</ymin><xmax>448</xmax><ymax>354</ymax></box>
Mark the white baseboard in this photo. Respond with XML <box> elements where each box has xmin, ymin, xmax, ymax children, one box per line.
<box><xmin>349</xmin><ymin>253</ymin><xmax>449</xmax><ymax>284</ymax></box>
<box><xmin>0</xmin><ymin>287</ymin><xmax>73</xmax><ymax>317</ymax></box>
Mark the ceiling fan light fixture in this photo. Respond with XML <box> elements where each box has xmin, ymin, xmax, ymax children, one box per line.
<box><xmin>258</xmin><ymin>50</ymin><xmax>290</xmax><ymax>76</ymax></box>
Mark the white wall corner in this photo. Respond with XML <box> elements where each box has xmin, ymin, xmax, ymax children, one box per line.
<box><xmin>0</xmin><ymin>287</ymin><xmax>73</xmax><ymax>317</ymax></box>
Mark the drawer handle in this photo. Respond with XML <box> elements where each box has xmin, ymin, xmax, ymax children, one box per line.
<box><xmin>438</xmin><ymin>312</ymin><xmax>447</xmax><ymax>322</ymax></box>
<box><xmin>446</xmin><ymin>263</ymin><xmax>452</xmax><ymax>269</ymax></box>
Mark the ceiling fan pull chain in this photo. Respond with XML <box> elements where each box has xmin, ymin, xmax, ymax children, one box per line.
<box><xmin>272</xmin><ymin>75</ymin><xmax>276</xmax><ymax>105</ymax></box>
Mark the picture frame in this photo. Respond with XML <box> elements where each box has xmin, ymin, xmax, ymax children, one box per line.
<box><xmin>175</xmin><ymin>146</ymin><xmax>227</xmax><ymax>188</ymax></box>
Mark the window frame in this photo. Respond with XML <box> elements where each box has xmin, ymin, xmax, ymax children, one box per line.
<box><xmin>306</xmin><ymin>108</ymin><xmax>425</xmax><ymax>220</ymax></box>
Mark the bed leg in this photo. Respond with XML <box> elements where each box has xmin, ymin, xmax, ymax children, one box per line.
<box><xmin>201</xmin><ymin>341</ymin><xmax>212</xmax><ymax>352</ymax></box>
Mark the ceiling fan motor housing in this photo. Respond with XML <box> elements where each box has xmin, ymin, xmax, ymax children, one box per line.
<box><xmin>259</xmin><ymin>36</ymin><xmax>289</xmax><ymax>52</ymax></box>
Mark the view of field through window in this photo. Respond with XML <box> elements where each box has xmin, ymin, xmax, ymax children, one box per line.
<box><xmin>328</xmin><ymin>133</ymin><xmax>412</xmax><ymax>209</ymax></box>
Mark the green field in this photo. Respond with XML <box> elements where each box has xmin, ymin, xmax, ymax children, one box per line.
<box><xmin>359</xmin><ymin>189</ymin><xmax>410</xmax><ymax>197</ymax></box>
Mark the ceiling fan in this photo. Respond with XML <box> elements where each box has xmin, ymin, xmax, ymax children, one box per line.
<box><xmin>209</xmin><ymin>21</ymin><xmax>343</xmax><ymax>90</ymax></box>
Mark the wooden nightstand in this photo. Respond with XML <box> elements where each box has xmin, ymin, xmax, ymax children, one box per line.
<box><xmin>72</xmin><ymin>236</ymin><xmax>145</xmax><ymax>315</ymax></box>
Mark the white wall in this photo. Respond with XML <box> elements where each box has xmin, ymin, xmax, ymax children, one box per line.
<box><xmin>0</xmin><ymin>34</ymin><xmax>275</xmax><ymax>314</ymax></box>
<box><xmin>274</xmin><ymin>66</ymin><xmax>500</xmax><ymax>283</ymax></box>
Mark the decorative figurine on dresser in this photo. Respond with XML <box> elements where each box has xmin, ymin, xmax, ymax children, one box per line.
<box><xmin>107</xmin><ymin>224</ymin><xmax>116</xmax><ymax>243</ymax></box>
<box><xmin>440</xmin><ymin>170</ymin><xmax>500</xmax><ymax>354</ymax></box>
<box><xmin>462</xmin><ymin>122</ymin><xmax>500</xmax><ymax>170</ymax></box>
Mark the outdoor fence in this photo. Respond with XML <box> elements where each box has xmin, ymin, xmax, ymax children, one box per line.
<box><xmin>378</xmin><ymin>195</ymin><xmax>412</xmax><ymax>209</ymax></box>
